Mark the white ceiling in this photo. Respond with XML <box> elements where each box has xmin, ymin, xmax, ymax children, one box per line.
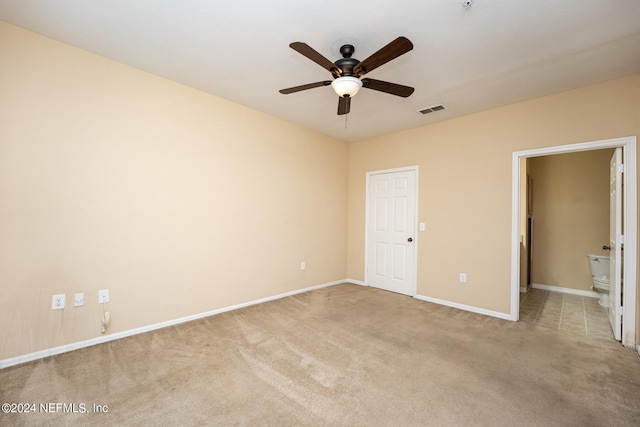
<box><xmin>1</xmin><ymin>0</ymin><xmax>640</xmax><ymax>142</ymax></box>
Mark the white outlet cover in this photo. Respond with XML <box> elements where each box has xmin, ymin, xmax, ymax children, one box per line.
<box><xmin>52</xmin><ymin>294</ymin><xmax>65</xmax><ymax>310</ymax></box>
<box><xmin>74</xmin><ymin>293</ymin><xmax>85</xmax><ymax>307</ymax></box>
<box><xmin>98</xmin><ymin>289</ymin><xmax>110</xmax><ymax>303</ymax></box>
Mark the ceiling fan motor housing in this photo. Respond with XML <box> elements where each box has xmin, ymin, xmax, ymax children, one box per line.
<box><xmin>333</xmin><ymin>45</ymin><xmax>360</xmax><ymax>77</ymax></box>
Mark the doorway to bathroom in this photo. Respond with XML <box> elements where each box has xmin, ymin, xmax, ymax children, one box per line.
<box><xmin>510</xmin><ymin>136</ymin><xmax>637</xmax><ymax>348</ymax></box>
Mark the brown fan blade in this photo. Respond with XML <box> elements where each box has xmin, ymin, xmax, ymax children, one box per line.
<box><xmin>354</xmin><ymin>37</ymin><xmax>413</xmax><ymax>76</ymax></box>
<box><xmin>279</xmin><ymin>81</ymin><xmax>331</xmax><ymax>94</ymax></box>
<box><xmin>337</xmin><ymin>95</ymin><xmax>351</xmax><ymax>115</ymax></box>
<box><xmin>290</xmin><ymin>42</ymin><xmax>338</xmax><ymax>74</ymax></box>
<box><xmin>362</xmin><ymin>78</ymin><xmax>414</xmax><ymax>98</ymax></box>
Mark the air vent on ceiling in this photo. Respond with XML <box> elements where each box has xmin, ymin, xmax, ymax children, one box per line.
<box><xmin>418</xmin><ymin>104</ymin><xmax>447</xmax><ymax>115</ymax></box>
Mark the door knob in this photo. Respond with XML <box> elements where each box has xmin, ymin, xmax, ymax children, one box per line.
<box><xmin>603</xmin><ymin>245</ymin><xmax>611</xmax><ymax>250</ymax></box>
<box><xmin>407</xmin><ymin>237</ymin><xmax>413</xmax><ymax>242</ymax></box>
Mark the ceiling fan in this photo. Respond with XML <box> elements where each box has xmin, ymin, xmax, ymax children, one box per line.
<box><xmin>279</xmin><ymin>37</ymin><xmax>415</xmax><ymax>115</ymax></box>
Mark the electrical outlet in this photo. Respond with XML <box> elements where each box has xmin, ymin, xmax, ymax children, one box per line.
<box><xmin>98</xmin><ymin>289</ymin><xmax>110</xmax><ymax>303</ymax></box>
<box><xmin>52</xmin><ymin>294</ymin><xmax>65</xmax><ymax>310</ymax></box>
<box><xmin>300</xmin><ymin>261</ymin><xmax>306</xmax><ymax>270</ymax></box>
<box><xmin>459</xmin><ymin>273</ymin><xmax>467</xmax><ymax>283</ymax></box>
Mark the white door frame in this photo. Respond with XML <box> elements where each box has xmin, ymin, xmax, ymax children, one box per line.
<box><xmin>511</xmin><ymin>136</ymin><xmax>637</xmax><ymax>347</ymax></box>
<box><xmin>365</xmin><ymin>166</ymin><xmax>419</xmax><ymax>296</ymax></box>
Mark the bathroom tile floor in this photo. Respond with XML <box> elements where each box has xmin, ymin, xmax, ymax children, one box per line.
<box><xmin>519</xmin><ymin>288</ymin><xmax>614</xmax><ymax>341</ymax></box>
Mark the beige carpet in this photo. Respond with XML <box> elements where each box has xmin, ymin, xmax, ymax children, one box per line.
<box><xmin>1</xmin><ymin>283</ymin><xmax>639</xmax><ymax>426</ymax></box>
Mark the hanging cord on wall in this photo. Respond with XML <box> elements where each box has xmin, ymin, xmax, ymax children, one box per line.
<box><xmin>101</xmin><ymin>302</ymin><xmax>111</xmax><ymax>333</ymax></box>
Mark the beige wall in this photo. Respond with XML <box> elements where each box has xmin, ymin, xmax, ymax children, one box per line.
<box><xmin>2</xmin><ymin>20</ymin><xmax>640</xmax><ymax>362</ymax></box>
<box><xmin>348</xmin><ymin>73</ymin><xmax>640</xmax><ymax>316</ymax></box>
<box><xmin>529</xmin><ymin>150</ymin><xmax>614</xmax><ymax>291</ymax></box>
<box><xmin>0</xmin><ymin>22</ymin><xmax>348</xmax><ymax>361</ymax></box>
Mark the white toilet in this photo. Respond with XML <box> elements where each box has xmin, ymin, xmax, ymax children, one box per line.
<box><xmin>587</xmin><ymin>254</ymin><xmax>610</xmax><ymax>307</ymax></box>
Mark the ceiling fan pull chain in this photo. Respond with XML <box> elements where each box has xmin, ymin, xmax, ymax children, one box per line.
<box><xmin>345</xmin><ymin>112</ymin><xmax>348</xmax><ymax>129</ymax></box>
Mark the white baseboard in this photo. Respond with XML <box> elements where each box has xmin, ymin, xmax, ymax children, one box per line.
<box><xmin>532</xmin><ymin>283</ymin><xmax>599</xmax><ymax>298</ymax></box>
<box><xmin>350</xmin><ymin>280</ymin><xmax>512</xmax><ymax>321</ymax></box>
<box><xmin>520</xmin><ymin>286</ymin><xmax>529</xmax><ymax>293</ymax></box>
<box><xmin>0</xmin><ymin>279</ymin><xmax>346</xmax><ymax>369</ymax></box>
<box><xmin>414</xmin><ymin>294</ymin><xmax>512</xmax><ymax>321</ymax></box>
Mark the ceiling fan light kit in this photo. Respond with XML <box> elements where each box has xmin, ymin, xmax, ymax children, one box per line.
<box><xmin>331</xmin><ymin>76</ymin><xmax>363</xmax><ymax>98</ymax></box>
<box><xmin>280</xmin><ymin>36</ymin><xmax>415</xmax><ymax>115</ymax></box>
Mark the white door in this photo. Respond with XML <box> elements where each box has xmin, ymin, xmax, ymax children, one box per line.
<box><xmin>366</xmin><ymin>169</ymin><xmax>417</xmax><ymax>296</ymax></box>
<box><xmin>609</xmin><ymin>148</ymin><xmax>623</xmax><ymax>341</ymax></box>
